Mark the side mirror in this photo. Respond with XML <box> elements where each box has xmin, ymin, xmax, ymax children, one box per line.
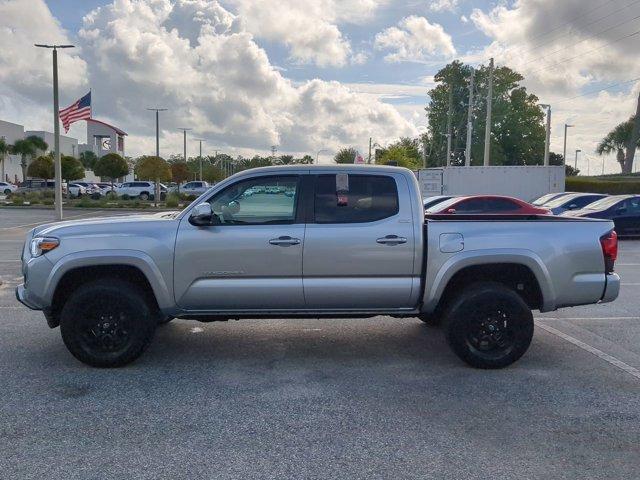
<box><xmin>568</xmin><ymin>204</ymin><xmax>578</xmax><ymax>210</ymax></box>
<box><xmin>616</xmin><ymin>207</ymin><xmax>627</xmax><ymax>214</ymax></box>
<box><xmin>189</xmin><ymin>202</ymin><xmax>213</xmax><ymax>226</ymax></box>
<box><xmin>446</xmin><ymin>208</ymin><xmax>457</xmax><ymax>214</ymax></box>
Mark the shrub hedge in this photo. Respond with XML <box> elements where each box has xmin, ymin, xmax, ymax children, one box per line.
<box><xmin>566</xmin><ymin>176</ymin><xmax>640</xmax><ymax>194</ymax></box>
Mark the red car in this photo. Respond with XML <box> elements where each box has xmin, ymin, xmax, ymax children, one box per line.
<box><xmin>425</xmin><ymin>195</ymin><xmax>551</xmax><ymax>215</ymax></box>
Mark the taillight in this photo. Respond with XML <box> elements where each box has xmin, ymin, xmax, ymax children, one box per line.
<box><xmin>600</xmin><ymin>230</ymin><xmax>618</xmax><ymax>273</ymax></box>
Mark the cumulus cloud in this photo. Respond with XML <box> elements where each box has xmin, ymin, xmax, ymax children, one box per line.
<box><xmin>430</xmin><ymin>0</ymin><xmax>459</xmax><ymax>13</ymax></box>
<box><xmin>228</xmin><ymin>0</ymin><xmax>387</xmax><ymax>67</ymax></box>
<box><xmin>374</xmin><ymin>15</ymin><xmax>456</xmax><ymax>63</ymax></box>
<box><xmin>0</xmin><ymin>0</ymin><xmax>88</xmax><ymax>102</ymax></box>
<box><xmin>72</xmin><ymin>0</ymin><xmax>415</xmax><ymax>156</ymax></box>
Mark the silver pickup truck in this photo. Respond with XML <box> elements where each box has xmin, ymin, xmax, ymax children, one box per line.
<box><xmin>16</xmin><ymin>165</ymin><xmax>620</xmax><ymax>369</ymax></box>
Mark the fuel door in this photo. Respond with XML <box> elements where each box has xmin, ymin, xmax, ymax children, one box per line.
<box><xmin>439</xmin><ymin>233</ymin><xmax>464</xmax><ymax>253</ymax></box>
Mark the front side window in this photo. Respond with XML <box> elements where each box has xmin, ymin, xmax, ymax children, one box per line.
<box><xmin>484</xmin><ymin>199</ymin><xmax>520</xmax><ymax>212</ymax></box>
<box><xmin>454</xmin><ymin>198</ymin><xmax>486</xmax><ymax>213</ymax></box>
<box><xmin>208</xmin><ymin>176</ymin><xmax>299</xmax><ymax>225</ymax></box>
<box><xmin>314</xmin><ymin>174</ymin><xmax>398</xmax><ymax>223</ymax></box>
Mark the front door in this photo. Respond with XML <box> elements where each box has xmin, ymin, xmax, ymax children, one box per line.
<box><xmin>303</xmin><ymin>173</ymin><xmax>417</xmax><ymax>310</ymax></box>
<box><xmin>174</xmin><ymin>174</ymin><xmax>305</xmax><ymax>311</ymax></box>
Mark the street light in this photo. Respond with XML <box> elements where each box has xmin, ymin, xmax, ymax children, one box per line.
<box><xmin>540</xmin><ymin>104</ymin><xmax>551</xmax><ymax>166</ymax></box>
<box><xmin>316</xmin><ymin>149</ymin><xmax>328</xmax><ymax>164</ymax></box>
<box><xmin>178</xmin><ymin>128</ymin><xmax>191</xmax><ymax>165</ymax></box>
<box><xmin>563</xmin><ymin>124</ymin><xmax>574</xmax><ymax>164</ymax></box>
<box><xmin>194</xmin><ymin>138</ymin><xmax>205</xmax><ymax>181</ymax></box>
<box><xmin>574</xmin><ymin>149</ymin><xmax>581</xmax><ymax>171</ymax></box>
<box><xmin>147</xmin><ymin>108</ymin><xmax>168</xmax><ymax>205</ymax></box>
<box><xmin>35</xmin><ymin>43</ymin><xmax>75</xmax><ymax>221</ymax></box>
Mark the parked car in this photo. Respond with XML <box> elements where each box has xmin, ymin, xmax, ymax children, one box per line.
<box><xmin>73</xmin><ymin>182</ymin><xmax>102</xmax><ymax>196</ymax></box>
<box><xmin>17</xmin><ymin>165</ymin><xmax>619</xmax><ymax>369</ymax></box>
<box><xmin>115</xmin><ymin>181</ymin><xmax>167</xmax><ymax>200</ymax></box>
<box><xmin>426</xmin><ymin>195</ymin><xmax>550</xmax><ymax>215</ymax></box>
<box><xmin>531</xmin><ymin>192</ymin><xmax>574</xmax><ymax>206</ymax></box>
<box><xmin>0</xmin><ymin>181</ymin><xmax>18</xmax><ymax>195</ymax></box>
<box><xmin>423</xmin><ymin>195</ymin><xmax>454</xmax><ymax>210</ymax></box>
<box><xmin>179</xmin><ymin>181</ymin><xmax>211</xmax><ymax>196</ymax></box>
<box><xmin>16</xmin><ymin>179</ymin><xmax>55</xmax><ymax>194</ymax></box>
<box><xmin>66</xmin><ymin>184</ymin><xmax>86</xmax><ymax>198</ymax></box>
<box><xmin>543</xmin><ymin>192</ymin><xmax>608</xmax><ymax>215</ymax></box>
<box><xmin>562</xmin><ymin>195</ymin><xmax>640</xmax><ymax>236</ymax></box>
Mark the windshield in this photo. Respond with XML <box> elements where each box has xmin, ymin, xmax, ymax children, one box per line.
<box><xmin>543</xmin><ymin>194</ymin><xmax>582</xmax><ymax>208</ymax></box>
<box><xmin>426</xmin><ymin>197</ymin><xmax>460</xmax><ymax>213</ymax></box>
<box><xmin>532</xmin><ymin>193</ymin><xmax>560</xmax><ymax>206</ymax></box>
<box><xmin>583</xmin><ymin>196</ymin><xmax>626</xmax><ymax>210</ymax></box>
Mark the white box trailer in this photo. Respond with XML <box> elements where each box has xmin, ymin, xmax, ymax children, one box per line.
<box><xmin>417</xmin><ymin>166</ymin><xmax>565</xmax><ymax>202</ymax></box>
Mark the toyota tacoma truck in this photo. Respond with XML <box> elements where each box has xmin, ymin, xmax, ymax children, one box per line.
<box><xmin>16</xmin><ymin>165</ymin><xmax>620</xmax><ymax>368</ymax></box>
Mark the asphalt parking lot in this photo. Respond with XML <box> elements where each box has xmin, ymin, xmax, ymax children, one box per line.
<box><xmin>1</xmin><ymin>208</ymin><xmax>639</xmax><ymax>479</ymax></box>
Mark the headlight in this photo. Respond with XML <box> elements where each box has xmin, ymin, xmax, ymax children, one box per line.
<box><xmin>30</xmin><ymin>237</ymin><xmax>59</xmax><ymax>257</ymax></box>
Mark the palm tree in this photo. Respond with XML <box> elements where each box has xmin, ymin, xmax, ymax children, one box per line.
<box><xmin>597</xmin><ymin>116</ymin><xmax>639</xmax><ymax>173</ymax></box>
<box><xmin>11</xmin><ymin>135</ymin><xmax>48</xmax><ymax>182</ymax></box>
<box><xmin>0</xmin><ymin>137</ymin><xmax>10</xmax><ymax>182</ymax></box>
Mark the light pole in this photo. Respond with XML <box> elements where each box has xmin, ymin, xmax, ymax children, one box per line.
<box><xmin>195</xmin><ymin>139</ymin><xmax>205</xmax><ymax>181</ymax></box>
<box><xmin>147</xmin><ymin>108</ymin><xmax>167</xmax><ymax>205</ymax></box>
<box><xmin>540</xmin><ymin>104</ymin><xmax>551</xmax><ymax>166</ymax></box>
<box><xmin>316</xmin><ymin>149</ymin><xmax>328</xmax><ymax>164</ymax></box>
<box><xmin>574</xmin><ymin>149</ymin><xmax>581</xmax><ymax>171</ymax></box>
<box><xmin>563</xmin><ymin>124</ymin><xmax>574</xmax><ymax>164</ymax></box>
<box><xmin>602</xmin><ymin>155</ymin><xmax>606</xmax><ymax>175</ymax></box>
<box><xmin>178</xmin><ymin>128</ymin><xmax>191</xmax><ymax>165</ymax></box>
<box><xmin>35</xmin><ymin>43</ymin><xmax>74</xmax><ymax>221</ymax></box>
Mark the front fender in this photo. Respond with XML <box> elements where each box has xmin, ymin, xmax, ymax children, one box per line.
<box><xmin>44</xmin><ymin>250</ymin><xmax>174</xmax><ymax>311</ymax></box>
<box><xmin>421</xmin><ymin>249</ymin><xmax>555</xmax><ymax>314</ymax></box>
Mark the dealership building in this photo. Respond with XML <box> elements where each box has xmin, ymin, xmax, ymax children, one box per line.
<box><xmin>1</xmin><ymin>117</ymin><xmax>130</xmax><ymax>183</ymax></box>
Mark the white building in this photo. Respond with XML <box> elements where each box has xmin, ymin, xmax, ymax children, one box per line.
<box><xmin>26</xmin><ymin>130</ymin><xmax>79</xmax><ymax>157</ymax></box>
<box><xmin>79</xmin><ymin>119</ymin><xmax>126</xmax><ymax>157</ymax></box>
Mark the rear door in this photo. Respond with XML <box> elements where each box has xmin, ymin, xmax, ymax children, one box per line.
<box><xmin>302</xmin><ymin>172</ymin><xmax>417</xmax><ymax>309</ymax></box>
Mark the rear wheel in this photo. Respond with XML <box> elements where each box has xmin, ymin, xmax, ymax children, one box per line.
<box><xmin>4</xmin><ymin>188</ymin><xmax>11</xmax><ymax>195</ymax></box>
<box><xmin>443</xmin><ymin>282</ymin><xmax>533</xmax><ymax>369</ymax></box>
<box><xmin>139</xmin><ymin>192</ymin><xmax>150</xmax><ymax>201</ymax></box>
<box><xmin>60</xmin><ymin>279</ymin><xmax>156</xmax><ymax>367</ymax></box>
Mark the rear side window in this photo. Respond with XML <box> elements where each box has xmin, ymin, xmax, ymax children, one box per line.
<box><xmin>454</xmin><ymin>198</ymin><xmax>486</xmax><ymax>213</ymax></box>
<box><xmin>314</xmin><ymin>174</ymin><xmax>398</xmax><ymax>223</ymax></box>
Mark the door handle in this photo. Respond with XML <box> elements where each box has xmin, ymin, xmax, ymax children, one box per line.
<box><xmin>269</xmin><ymin>236</ymin><xmax>301</xmax><ymax>246</ymax></box>
<box><xmin>376</xmin><ymin>235</ymin><xmax>407</xmax><ymax>245</ymax></box>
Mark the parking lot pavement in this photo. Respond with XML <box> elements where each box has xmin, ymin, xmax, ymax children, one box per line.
<box><xmin>1</xmin><ymin>209</ymin><xmax>639</xmax><ymax>479</ymax></box>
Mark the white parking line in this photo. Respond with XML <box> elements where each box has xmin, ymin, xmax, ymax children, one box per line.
<box><xmin>538</xmin><ymin>316</ymin><xmax>639</xmax><ymax>321</ymax></box>
<box><xmin>536</xmin><ymin>321</ymin><xmax>640</xmax><ymax>381</ymax></box>
<box><xmin>0</xmin><ymin>211</ymin><xmax>105</xmax><ymax>230</ymax></box>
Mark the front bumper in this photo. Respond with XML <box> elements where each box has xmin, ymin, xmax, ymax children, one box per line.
<box><xmin>15</xmin><ymin>284</ymin><xmax>41</xmax><ymax>310</ymax></box>
<box><xmin>601</xmin><ymin>273</ymin><xmax>620</xmax><ymax>304</ymax></box>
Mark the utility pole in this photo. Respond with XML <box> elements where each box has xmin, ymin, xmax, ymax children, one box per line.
<box><xmin>147</xmin><ymin>107</ymin><xmax>167</xmax><ymax>206</ymax></box>
<box><xmin>540</xmin><ymin>104</ymin><xmax>551</xmax><ymax>166</ymax></box>
<box><xmin>465</xmin><ymin>68</ymin><xmax>474</xmax><ymax>166</ymax></box>
<box><xmin>446</xmin><ymin>85</ymin><xmax>453</xmax><ymax>167</ymax></box>
<box><xmin>563</xmin><ymin>123</ymin><xmax>573</xmax><ymax>164</ymax></box>
<box><xmin>35</xmin><ymin>43</ymin><xmax>74</xmax><ymax>221</ymax></box>
<box><xmin>483</xmin><ymin>58</ymin><xmax>494</xmax><ymax>166</ymax></box>
<box><xmin>195</xmin><ymin>139</ymin><xmax>205</xmax><ymax>181</ymax></box>
<box><xmin>368</xmin><ymin>137</ymin><xmax>372</xmax><ymax>164</ymax></box>
<box><xmin>575</xmin><ymin>149</ymin><xmax>581</xmax><ymax>170</ymax></box>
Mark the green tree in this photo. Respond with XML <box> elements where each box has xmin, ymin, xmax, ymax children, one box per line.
<box><xmin>0</xmin><ymin>137</ymin><xmax>10</xmax><ymax>182</ymax></box>
<box><xmin>278</xmin><ymin>154</ymin><xmax>295</xmax><ymax>165</ymax></box>
<box><xmin>376</xmin><ymin>137</ymin><xmax>422</xmax><ymax>170</ymax></box>
<box><xmin>27</xmin><ymin>155</ymin><xmax>54</xmax><ymax>181</ymax></box>
<box><xmin>297</xmin><ymin>154</ymin><xmax>314</xmax><ymax>164</ymax></box>
<box><xmin>596</xmin><ymin>116</ymin><xmax>640</xmax><ymax>173</ymax></box>
<box><xmin>426</xmin><ymin>60</ymin><xmax>545</xmax><ymax>167</ymax></box>
<box><xmin>549</xmin><ymin>152</ymin><xmax>579</xmax><ymax>176</ymax></box>
<box><xmin>94</xmin><ymin>153</ymin><xmax>129</xmax><ymax>190</ymax></box>
<box><xmin>135</xmin><ymin>155</ymin><xmax>172</xmax><ymax>204</ymax></box>
<box><xmin>12</xmin><ymin>135</ymin><xmax>48</xmax><ymax>181</ymax></box>
<box><xmin>334</xmin><ymin>147</ymin><xmax>358</xmax><ymax>164</ymax></box>
<box><xmin>202</xmin><ymin>164</ymin><xmax>225</xmax><ymax>183</ymax></box>
<box><xmin>170</xmin><ymin>162</ymin><xmax>191</xmax><ymax>192</ymax></box>
<box><xmin>61</xmin><ymin>155</ymin><xmax>85</xmax><ymax>198</ymax></box>
<box><xmin>79</xmin><ymin>151</ymin><xmax>98</xmax><ymax>170</ymax></box>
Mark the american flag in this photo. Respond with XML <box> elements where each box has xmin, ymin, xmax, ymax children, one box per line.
<box><xmin>59</xmin><ymin>91</ymin><xmax>91</xmax><ymax>133</ymax></box>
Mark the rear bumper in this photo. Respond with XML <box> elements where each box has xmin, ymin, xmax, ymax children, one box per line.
<box><xmin>15</xmin><ymin>284</ymin><xmax>42</xmax><ymax>310</ymax></box>
<box><xmin>600</xmin><ymin>273</ymin><xmax>620</xmax><ymax>304</ymax></box>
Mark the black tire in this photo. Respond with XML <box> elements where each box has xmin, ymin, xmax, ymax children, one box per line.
<box><xmin>139</xmin><ymin>192</ymin><xmax>149</xmax><ymax>201</ymax></box>
<box><xmin>443</xmin><ymin>282</ymin><xmax>534</xmax><ymax>369</ymax></box>
<box><xmin>91</xmin><ymin>192</ymin><xmax>101</xmax><ymax>200</ymax></box>
<box><xmin>157</xmin><ymin>315</ymin><xmax>174</xmax><ymax>325</ymax></box>
<box><xmin>4</xmin><ymin>188</ymin><xmax>11</xmax><ymax>195</ymax></box>
<box><xmin>59</xmin><ymin>279</ymin><xmax>156</xmax><ymax>367</ymax></box>
<box><xmin>418</xmin><ymin>313</ymin><xmax>442</xmax><ymax>327</ymax></box>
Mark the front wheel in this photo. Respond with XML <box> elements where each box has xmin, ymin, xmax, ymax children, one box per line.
<box><xmin>4</xmin><ymin>188</ymin><xmax>11</xmax><ymax>195</ymax></box>
<box><xmin>60</xmin><ymin>279</ymin><xmax>156</xmax><ymax>367</ymax></box>
<box><xmin>139</xmin><ymin>192</ymin><xmax>150</xmax><ymax>201</ymax></box>
<box><xmin>443</xmin><ymin>282</ymin><xmax>534</xmax><ymax>369</ymax></box>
